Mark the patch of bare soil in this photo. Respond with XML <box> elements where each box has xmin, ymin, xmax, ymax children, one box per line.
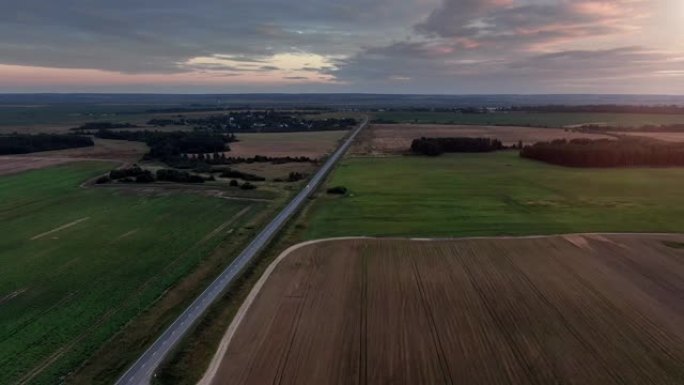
<box><xmin>1</xmin><ymin>139</ymin><xmax>147</xmax><ymax>176</ymax></box>
<box><xmin>228</xmin><ymin>131</ymin><xmax>346</xmax><ymax>158</ymax></box>
<box><xmin>207</xmin><ymin>234</ymin><xmax>684</xmax><ymax>385</ymax></box>
<box><xmin>0</xmin><ymin>156</ymin><xmax>76</xmax><ymax>176</ymax></box>
<box><xmin>24</xmin><ymin>138</ymin><xmax>147</xmax><ymax>161</ymax></box>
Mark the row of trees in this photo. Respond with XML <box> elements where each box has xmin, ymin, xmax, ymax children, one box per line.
<box><xmin>411</xmin><ymin>137</ymin><xmax>504</xmax><ymax>156</ymax></box>
<box><xmin>0</xmin><ymin>134</ymin><xmax>93</xmax><ymax>155</ymax></box>
<box><xmin>100</xmin><ymin>166</ymin><xmax>209</xmax><ymax>184</ymax></box>
<box><xmin>520</xmin><ymin>138</ymin><xmax>684</xmax><ymax>167</ymax></box>
<box><xmin>71</xmin><ymin>122</ymin><xmax>138</xmax><ymax>131</ymax></box>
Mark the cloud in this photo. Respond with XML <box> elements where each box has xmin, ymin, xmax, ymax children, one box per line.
<box><xmin>415</xmin><ymin>0</ymin><xmax>651</xmax><ymax>50</ymax></box>
<box><xmin>0</xmin><ymin>0</ymin><xmax>433</xmax><ymax>74</ymax></box>
<box><xmin>0</xmin><ymin>0</ymin><xmax>678</xmax><ymax>93</ymax></box>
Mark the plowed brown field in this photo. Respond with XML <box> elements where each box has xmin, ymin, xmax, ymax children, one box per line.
<box><xmin>207</xmin><ymin>234</ymin><xmax>684</xmax><ymax>385</ymax></box>
<box><xmin>352</xmin><ymin>124</ymin><xmax>613</xmax><ymax>155</ymax></box>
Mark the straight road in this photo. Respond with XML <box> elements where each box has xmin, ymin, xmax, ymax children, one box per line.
<box><xmin>115</xmin><ymin>118</ymin><xmax>368</xmax><ymax>385</ymax></box>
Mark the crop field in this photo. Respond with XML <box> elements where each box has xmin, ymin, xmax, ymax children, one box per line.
<box><xmin>353</xmin><ymin>124</ymin><xmax>613</xmax><ymax>155</ymax></box>
<box><xmin>0</xmin><ymin>163</ymin><xmax>266</xmax><ymax>385</ymax></box>
<box><xmin>207</xmin><ymin>235</ymin><xmax>684</xmax><ymax>385</ymax></box>
<box><xmin>0</xmin><ymin>156</ymin><xmax>77</xmax><ymax>176</ymax></box>
<box><xmin>0</xmin><ymin>139</ymin><xmax>148</xmax><ymax>176</ymax></box>
<box><xmin>229</xmin><ymin>130</ymin><xmax>346</xmax><ymax>158</ymax></box>
<box><xmin>372</xmin><ymin>111</ymin><xmax>684</xmax><ymax>127</ymax></box>
<box><xmin>305</xmin><ymin>152</ymin><xmax>684</xmax><ymax>238</ymax></box>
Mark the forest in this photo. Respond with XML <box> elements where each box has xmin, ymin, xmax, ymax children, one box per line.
<box><xmin>0</xmin><ymin>134</ymin><xmax>93</xmax><ymax>154</ymax></box>
<box><xmin>411</xmin><ymin>137</ymin><xmax>504</xmax><ymax>156</ymax></box>
<box><xmin>520</xmin><ymin>138</ymin><xmax>684</xmax><ymax>167</ymax></box>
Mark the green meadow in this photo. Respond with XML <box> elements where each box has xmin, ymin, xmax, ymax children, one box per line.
<box><xmin>305</xmin><ymin>151</ymin><xmax>684</xmax><ymax>238</ymax></box>
<box><xmin>0</xmin><ymin>163</ymin><xmax>262</xmax><ymax>385</ymax></box>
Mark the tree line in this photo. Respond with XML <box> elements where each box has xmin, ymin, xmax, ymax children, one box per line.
<box><xmin>411</xmin><ymin>137</ymin><xmax>505</xmax><ymax>156</ymax></box>
<box><xmin>0</xmin><ymin>134</ymin><xmax>93</xmax><ymax>155</ymax></box>
<box><xmin>71</xmin><ymin>122</ymin><xmax>138</xmax><ymax>131</ymax></box>
<box><xmin>520</xmin><ymin>138</ymin><xmax>684</xmax><ymax>167</ymax></box>
<box><xmin>99</xmin><ymin>166</ymin><xmax>210</xmax><ymax>184</ymax></box>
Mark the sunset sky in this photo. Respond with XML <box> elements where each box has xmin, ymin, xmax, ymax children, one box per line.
<box><xmin>1</xmin><ymin>0</ymin><xmax>683</xmax><ymax>93</ymax></box>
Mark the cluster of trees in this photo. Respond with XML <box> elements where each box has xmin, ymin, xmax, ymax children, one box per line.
<box><xmin>147</xmin><ymin>111</ymin><xmax>356</xmax><ymax>133</ymax></box>
<box><xmin>410</xmin><ymin>137</ymin><xmax>504</xmax><ymax>156</ymax></box>
<box><xmin>98</xmin><ymin>166</ymin><xmax>154</xmax><ymax>184</ymax></box>
<box><xmin>327</xmin><ymin>186</ymin><xmax>348</xmax><ymax>195</ymax></box>
<box><xmin>109</xmin><ymin>166</ymin><xmax>150</xmax><ymax>180</ymax></box>
<box><xmin>94</xmin><ymin>129</ymin><xmax>234</xmax><ymax>163</ymax></box>
<box><xmin>0</xmin><ymin>134</ymin><xmax>93</xmax><ymax>155</ymax></box>
<box><xmin>98</xmin><ymin>166</ymin><xmax>210</xmax><ymax>184</ymax></box>
<box><xmin>274</xmin><ymin>172</ymin><xmax>306</xmax><ymax>182</ymax></box>
<box><xmin>156</xmin><ymin>169</ymin><xmax>208</xmax><ymax>183</ymax></box>
<box><xmin>187</xmin><ymin>154</ymin><xmax>313</xmax><ymax>165</ymax></box>
<box><xmin>219</xmin><ymin>169</ymin><xmax>266</xmax><ymax>182</ymax></box>
<box><xmin>520</xmin><ymin>138</ymin><xmax>684</xmax><ymax>167</ymax></box>
<box><xmin>226</xmin><ymin>179</ymin><xmax>257</xmax><ymax>190</ymax></box>
<box><xmin>71</xmin><ymin>122</ymin><xmax>138</xmax><ymax>131</ymax></box>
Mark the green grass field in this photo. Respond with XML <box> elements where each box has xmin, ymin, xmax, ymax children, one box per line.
<box><xmin>304</xmin><ymin>152</ymin><xmax>684</xmax><ymax>238</ymax></box>
<box><xmin>372</xmin><ymin>111</ymin><xmax>684</xmax><ymax>127</ymax></box>
<box><xmin>0</xmin><ymin>163</ymin><xmax>264</xmax><ymax>385</ymax></box>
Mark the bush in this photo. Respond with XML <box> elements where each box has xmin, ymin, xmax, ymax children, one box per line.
<box><xmin>229</xmin><ymin>179</ymin><xmax>239</xmax><ymax>187</ymax></box>
<box><xmin>135</xmin><ymin>171</ymin><xmax>155</xmax><ymax>183</ymax></box>
<box><xmin>326</xmin><ymin>186</ymin><xmax>348</xmax><ymax>195</ymax></box>
<box><xmin>288</xmin><ymin>172</ymin><xmax>305</xmax><ymax>182</ymax></box>
<box><xmin>156</xmin><ymin>169</ymin><xmax>205</xmax><ymax>183</ymax></box>
<box><xmin>240</xmin><ymin>182</ymin><xmax>257</xmax><ymax>190</ymax></box>
<box><xmin>95</xmin><ymin>175</ymin><xmax>111</xmax><ymax>184</ymax></box>
<box><xmin>219</xmin><ymin>169</ymin><xmax>266</xmax><ymax>181</ymax></box>
<box><xmin>110</xmin><ymin>166</ymin><xmax>145</xmax><ymax>180</ymax></box>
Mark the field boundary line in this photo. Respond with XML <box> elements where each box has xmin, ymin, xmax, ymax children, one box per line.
<box><xmin>30</xmin><ymin>217</ymin><xmax>90</xmax><ymax>240</ymax></box>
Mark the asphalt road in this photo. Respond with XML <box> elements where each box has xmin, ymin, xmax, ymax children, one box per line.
<box><xmin>115</xmin><ymin>118</ymin><xmax>367</xmax><ymax>385</ymax></box>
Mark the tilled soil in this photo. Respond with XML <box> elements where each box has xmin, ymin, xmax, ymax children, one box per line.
<box><xmin>209</xmin><ymin>234</ymin><xmax>684</xmax><ymax>385</ymax></box>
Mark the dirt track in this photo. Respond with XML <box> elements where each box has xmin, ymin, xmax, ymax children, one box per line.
<box><xmin>204</xmin><ymin>234</ymin><xmax>684</xmax><ymax>385</ymax></box>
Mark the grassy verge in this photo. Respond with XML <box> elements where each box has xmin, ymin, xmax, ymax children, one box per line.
<box><xmin>304</xmin><ymin>151</ymin><xmax>684</xmax><ymax>238</ymax></box>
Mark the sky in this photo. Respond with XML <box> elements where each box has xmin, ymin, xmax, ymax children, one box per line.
<box><xmin>0</xmin><ymin>0</ymin><xmax>683</xmax><ymax>94</ymax></box>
